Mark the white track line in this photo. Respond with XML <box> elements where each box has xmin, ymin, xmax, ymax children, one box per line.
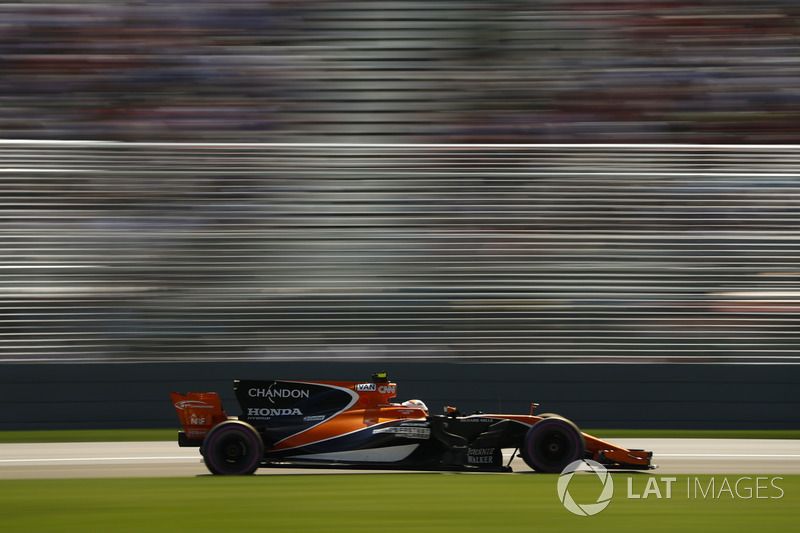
<box><xmin>0</xmin><ymin>457</ymin><xmax>200</xmax><ymax>463</ymax></box>
<box><xmin>659</xmin><ymin>454</ymin><xmax>800</xmax><ymax>458</ymax></box>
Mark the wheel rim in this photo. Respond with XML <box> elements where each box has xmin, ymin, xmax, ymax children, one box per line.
<box><xmin>219</xmin><ymin>435</ymin><xmax>249</xmax><ymax>466</ymax></box>
<box><xmin>538</xmin><ymin>429</ymin><xmax>571</xmax><ymax>462</ymax></box>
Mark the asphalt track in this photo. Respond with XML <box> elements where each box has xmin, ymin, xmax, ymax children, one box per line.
<box><xmin>1</xmin><ymin>438</ymin><xmax>798</xmax><ymax>479</ymax></box>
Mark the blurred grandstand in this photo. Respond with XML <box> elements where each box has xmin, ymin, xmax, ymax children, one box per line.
<box><xmin>2</xmin><ymin>1</ymin><xmax>800</xmax><ymax>363</ymax></box>
<box><xmin>2</xmin><ymin>0</ymin><xmax>800</xmax><ymax>143</ymax></box>
<box><xmin>2</xmin><ymin>142</ymin><xmax>800</xmax><ymax>363</ymax></box>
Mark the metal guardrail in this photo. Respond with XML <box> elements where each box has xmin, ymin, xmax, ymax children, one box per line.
<box><xmin>2</xmin><ymin>141</ymin><xmax>800</xmax><ymax>363</ymax></box>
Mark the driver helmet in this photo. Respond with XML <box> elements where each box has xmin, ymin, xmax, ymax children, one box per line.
<box><xmin>401</xmin><ymin>399</ymin><xmax>428</xmax><ymax>413</ymax></box>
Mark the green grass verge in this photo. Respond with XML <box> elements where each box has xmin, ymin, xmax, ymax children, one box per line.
<box><xmin>2</xmin><ymin>428</ymin><xmax>799</xmax><ymax>444</ymax></box>
<box><xmin>0</xmin><ymin>474</ymin><xmax>795</xmax><ymax>533</ymax></box>
<box><xmin>0</xmin><ymin>429</ymin><xmax>175</xmax><ymax>444</ymax></box>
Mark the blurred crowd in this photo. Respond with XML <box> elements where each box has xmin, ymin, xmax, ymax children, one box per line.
<box><xmin>3</xmin><ymin>143</ymin><xmax>800</xmax><ymax>363</ymax></box>
<box><xmin>3</xmin><ymin>0</ymin><xmax>800</xmax><ymax>363</ymax></box>
<box><xmin>2</xmin><ymin>0</ymin><xmax>800</xmax><ymax>143</ymax></box>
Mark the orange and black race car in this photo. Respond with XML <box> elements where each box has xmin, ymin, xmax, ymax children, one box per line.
<box><xmin>170</xmin><ymin>372</ymin><xmax>654</xmax><ymax>475</ymax></box>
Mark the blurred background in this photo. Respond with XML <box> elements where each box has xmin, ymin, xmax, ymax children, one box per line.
<box><xmin>3</xmin><ymin>143</ymin><xmax>800</xmax><ymax>365</ymax></box>
<box><xmin>1</xmin><ymin>0</ymin><xmax>800</xmax><ymax>365</ymax></box>
<box><xmin>3</xmin><ymin>0</ymin><xmax>800</xmax><ymax>143</ymax></box>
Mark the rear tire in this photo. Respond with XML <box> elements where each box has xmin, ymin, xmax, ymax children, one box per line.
<box><xmin>202</xmin><ymin>420</ymin><xmax>264</xmax><ymax>475</ymax></box>
<box><xmin>521</xmin><ymin>416</ymin><xmax>586</xmax><ymax>473</ymax></box>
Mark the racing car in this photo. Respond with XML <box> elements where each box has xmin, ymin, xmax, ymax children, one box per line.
<box><xmin>170</xmin><ymin>372</ymin><xmax>654</xmax><ymax>475</ymax></box>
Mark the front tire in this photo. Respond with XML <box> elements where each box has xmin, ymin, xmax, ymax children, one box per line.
<box><xmin>521</xmin><ymin>416</ymin><xmax>586</xmax><ymax>473</ymax></box>
<box><xmin>202</xmin><ymin>420</ymin><xmax>264</xmax><ymax>475</ymax></box>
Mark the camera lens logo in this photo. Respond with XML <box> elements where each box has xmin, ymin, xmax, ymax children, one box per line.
<box><xmin>557</xmin><ymin>459</ymin><xmax>614</xmax><ymax>516</ymax></box>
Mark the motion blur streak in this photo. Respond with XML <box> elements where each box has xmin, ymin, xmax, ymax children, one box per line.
<box><xmin>2</xmin><ymin>1</ymin><xmax>800</xmax><ymax>144</ymax></box>
<box><xmin>2</xmin><ymin>142</ymin><xmax>800</xmax><ymax>363</ymax></box>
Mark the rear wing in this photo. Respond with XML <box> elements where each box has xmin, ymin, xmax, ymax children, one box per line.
<box><xmin>169</xmin><ymin>392</ymin><xmax>228</xmax><ymax>446</ymax></box>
